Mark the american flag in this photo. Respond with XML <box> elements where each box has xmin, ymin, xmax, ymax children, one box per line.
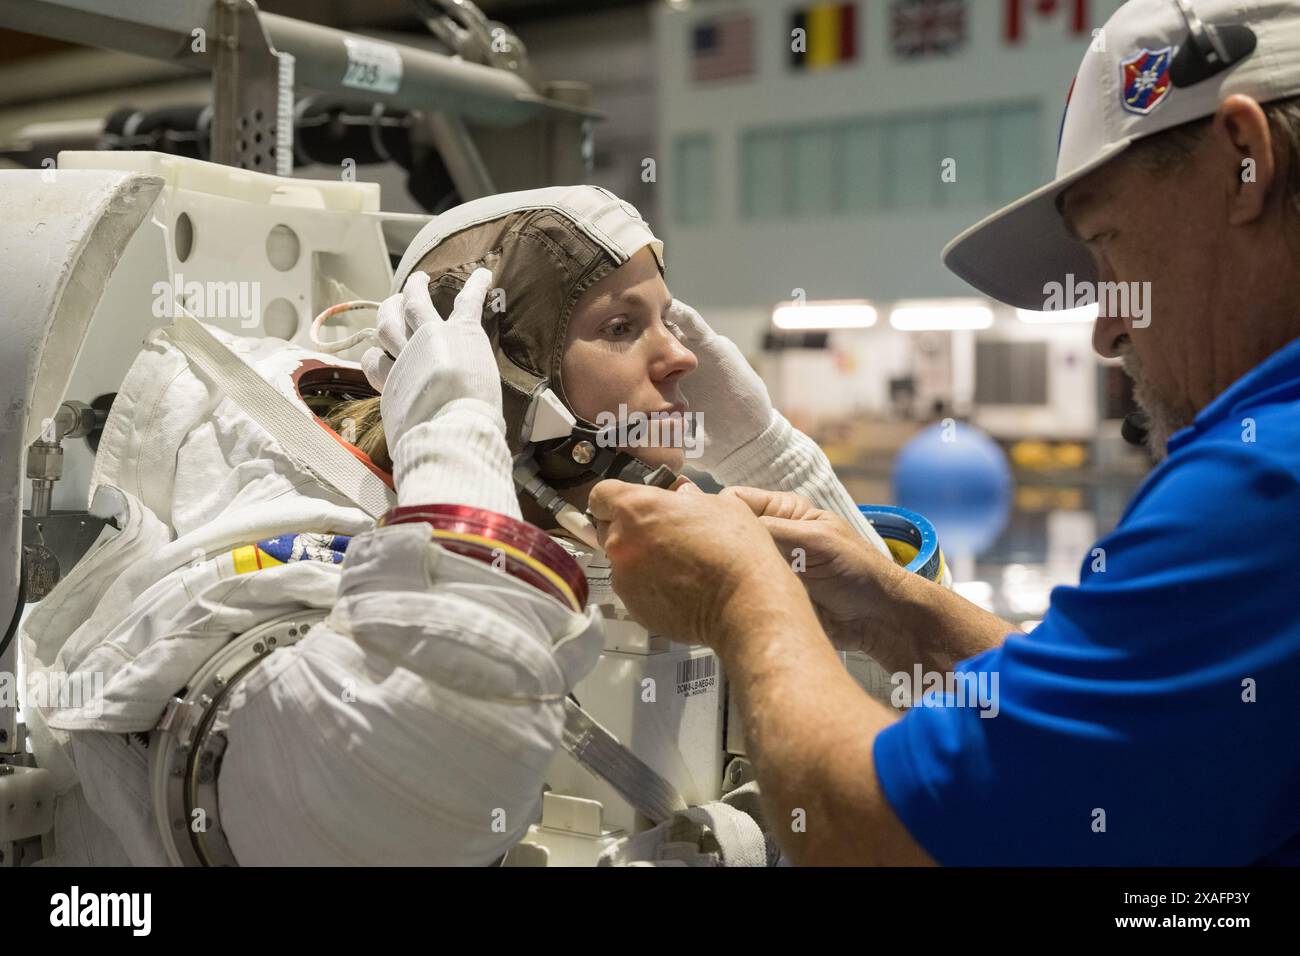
<box><xmin>691</xmin><ymin>13</ymin><xmax>756</xmax><ymax>84</ymax></box>
<box><xmin>891</xmin><ymin>0</ymin><xmax>967</xmax><ymax>58</ymax></box>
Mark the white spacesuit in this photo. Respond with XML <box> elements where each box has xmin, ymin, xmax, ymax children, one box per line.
<box><xmin>20</xmin><ymin>185</ymin><xmax>891</xmax><ymax>867</ymax></box>
<box><xmin>19</xmin><ymin>294</ymin><xmax>604</xmax><ymax>864</ymax></box>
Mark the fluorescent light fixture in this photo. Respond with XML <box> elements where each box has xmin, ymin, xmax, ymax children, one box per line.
<box><xmin>772</xmin><ymin>300</ymin><xmax>878</xmax><ymax>330</ymax></box>
<box><xmin>1015</xmin><ymin>303</ymin><xmax>1099</xmax><ymax>325</ymax></box>
<box><xmin>889</xmin><ymin>299</ymin><xmax>993</xmax><ymax>331</ymax></box>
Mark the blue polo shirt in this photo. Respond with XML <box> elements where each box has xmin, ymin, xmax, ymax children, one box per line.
<box><xmin>873</xmin><ymin>336</ymin><xmax>1300</xmax><ymax>865</ymax></box>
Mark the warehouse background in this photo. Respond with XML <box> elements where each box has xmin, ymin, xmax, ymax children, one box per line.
<box><xmin>0</xmin><ymin>0</ymin><xmax>1149</xmax><ymax>623</ymax></box>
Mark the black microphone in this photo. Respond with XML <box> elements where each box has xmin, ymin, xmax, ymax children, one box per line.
<box><xmin>1121</xmin><ymin>412</ymin><xmax>1149</xmax><ymax>447</ymax></box>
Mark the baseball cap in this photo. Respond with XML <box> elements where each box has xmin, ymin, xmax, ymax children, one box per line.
<box><xmin>942</xmin><ymin>0</ymin><xmax>1300</xmax><ymax>311</ymax></box>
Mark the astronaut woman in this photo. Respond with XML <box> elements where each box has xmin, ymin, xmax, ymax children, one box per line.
<box><xmin>333</xmin><ymin>186</ymin><xmax>890</xmax><ymax>606</ymax></box>
<box><xmin>21</xmin><ymin>185</ymin><xmax>885</xmax><ymax>867</ymax></box>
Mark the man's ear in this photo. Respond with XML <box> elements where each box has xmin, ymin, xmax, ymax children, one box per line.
<box><xmin>1218</xmin><ymin>94</ymin><xmax>1276</xmax><ymax>226</ymax></box>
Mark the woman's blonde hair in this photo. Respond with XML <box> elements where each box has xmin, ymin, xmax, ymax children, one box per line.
<box><xmin>322</xmin><ymin>395</ymin><xmax>391</xmax><ymax>472</ymax></box>
<box><xmin>322</xmin><ymin>392</ymin><xmax>554</xmax><ymax>527</ymax></box>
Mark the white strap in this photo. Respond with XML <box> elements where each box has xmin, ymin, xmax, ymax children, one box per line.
<box><xmin>166</xmin><ymin>313</ymin><xmax>396</xmax><ymax>519</ymax></box>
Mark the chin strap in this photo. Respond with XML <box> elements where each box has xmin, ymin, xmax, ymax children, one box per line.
<box><xmin>510</xmin><ymin>389</ymin><xmax>682</xmax><ymax>548</ymax></box>
<box><xmin>530</xmin><ymin>424</ymin><xmax>680</xmax><ymax>490</ymax></box>
<box><xmin>513</xmin><ymin>437</ymin><xmax>679</xmax><ymax>551</ymax></box>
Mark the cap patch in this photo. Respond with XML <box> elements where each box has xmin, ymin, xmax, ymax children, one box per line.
<box><xmin>1121</xmin><ymin>46</ymin><xmax>1175</xmax><ymax>115</ymax></box>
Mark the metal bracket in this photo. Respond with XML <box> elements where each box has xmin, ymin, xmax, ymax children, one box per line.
<box><xmin>411</xmin><ymin>0</ymin><xmax>537</xmax><ymax>88</ymax></box>
<box><xmin>0</xmin><ymin>764</ymin><xmax>54</xmax><ymax>848</ymax></box>
<box><xmin>210</xmin><ymin>0</ymin><xmax>294</xmax><ymax>174</ymax></box>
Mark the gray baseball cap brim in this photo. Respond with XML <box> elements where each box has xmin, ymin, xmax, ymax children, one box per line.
<box><xmin>941</xmin><ymin>140</ymin><xmax>1131</xmax><ymax>312</ymax></box>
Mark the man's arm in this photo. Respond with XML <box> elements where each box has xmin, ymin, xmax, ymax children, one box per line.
<box><xmin>864</xmin><ymin>556</ymin><xmax>1017</xmax><ymax>674</ymax></box>
<box><xmin>715</xmin><ymin>576</ymin><xmax>936</xmax><ymax>866</ymax></box>
<box><xmin>588</xmin><ymin>479</ymin><xmax>933</xmax><ymax>865</ymax></box>
<box><xmin>724</xmin><ymin>486</ymin><xmax>1018</xmax><ymax>673</ymax></box>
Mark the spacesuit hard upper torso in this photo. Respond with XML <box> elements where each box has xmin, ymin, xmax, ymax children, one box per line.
<box><xmin>20</xmin><ymin>323</ymin><xmax>605</xmax><ymax>867</ymax></box>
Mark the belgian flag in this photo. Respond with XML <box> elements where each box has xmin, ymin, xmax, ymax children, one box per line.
<box><xmin>790</xmin><ymin>2</ymin><xmax>858</xmax><ymax>71</ymax></box>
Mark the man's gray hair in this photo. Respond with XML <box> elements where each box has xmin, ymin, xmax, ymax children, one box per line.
<box><xmin>1128</xmin><ymin>95</ymin><xmax>1300</xmax><ymax>222</ymax></box>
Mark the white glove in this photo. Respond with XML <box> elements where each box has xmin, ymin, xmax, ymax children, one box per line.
<box><xmin>363</xmin><ymin>268</ymin><xmax>521</xmax><ymax>516</ymax></box>
<box><xmin>363</xmin><ymin>268</ymin><xmax>501</xmax><ymax>448</ymax></box>
<box><xmin>671</xmin><ymin>299</ymin><xmax>890</xmax><ymax>556</ymax></box>
<box><xmin>669</xmin><ymin>298</ymin><xmax>776</xmax><ymax>475</ymax></box>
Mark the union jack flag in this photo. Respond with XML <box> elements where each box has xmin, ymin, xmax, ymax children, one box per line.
<box><xmin>891</xmin><ymin>0</ymin><xmax>967</xmax><ymax>59</ymax></box>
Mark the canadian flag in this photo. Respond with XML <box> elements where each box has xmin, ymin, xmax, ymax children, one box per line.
<box><xmin>1005</xmin><ymin>0</ymin><xmax>1089</xmax><ymax>43</ymax></box>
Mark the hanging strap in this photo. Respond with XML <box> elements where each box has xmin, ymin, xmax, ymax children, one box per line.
<box><xmin>561</xmin><ymin>697</ymin><xmax>688</xmax><ymax>825</ymax></box>
<box><xmin>166</xmin><ymin>313</ymin><xmax>396</xmax><ymax>519</ymax></box>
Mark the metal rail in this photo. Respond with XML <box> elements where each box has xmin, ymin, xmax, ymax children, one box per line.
<box><xmin>0</xmin><ymin>0</ymin><xmax>598</xmax><ymax>127</ymax></box>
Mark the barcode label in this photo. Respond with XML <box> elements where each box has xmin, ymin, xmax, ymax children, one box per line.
<box><xmin>676</xmin><ymin>655</ymin><xmax>717</xmax><ymax>697</ymax></box>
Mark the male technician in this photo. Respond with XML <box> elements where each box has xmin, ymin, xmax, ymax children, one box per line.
<box><xmin>590</xmin><ymin>0</ymin><xmax>1300</xmax><ymax>864</ymax></box>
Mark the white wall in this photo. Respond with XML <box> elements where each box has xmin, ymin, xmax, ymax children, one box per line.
<box><xmin>654</xmin><ymin>0</ymin><xmax>1126</xmax><ymax>308</ymax></box>
<box><xmin>653</xmin><ymin>0</ymin><xmax>1128</xmax><ymax>439</ymax></box>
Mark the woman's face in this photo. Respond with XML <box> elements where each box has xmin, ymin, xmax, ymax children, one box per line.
<box><xmin>561</xmin><ymin>247</ymin><xmax>698</xmax><ymax>472</ymax></box>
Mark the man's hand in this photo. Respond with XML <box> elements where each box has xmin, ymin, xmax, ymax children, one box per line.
<box><xmin>722</xmin><ymin>487</ymin><xmax>904</xmax><ymax>657</ymax></box>
<box><xmin>587</xmin><ymin>479</ymin><xmax>809</xmax><ymax>651</ymax></box>
<box><xmin>591</xmin><ymin>479</ymin><xmax>934</xmax><ymax>867</ymax></box>
<box><xmin>730</xmin><ymin>486</ymin><xmax>1020</xmax><ymax>674</ymax></box>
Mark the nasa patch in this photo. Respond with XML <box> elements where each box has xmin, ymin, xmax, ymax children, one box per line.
<box><xmin>1121</xmin><ymin>47</ymin><xmax>1175</xmax><ymax>115</ymax></box>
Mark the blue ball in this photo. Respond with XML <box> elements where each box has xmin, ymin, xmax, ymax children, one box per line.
<box><xmin>892</xmin><ymin>421</ymin><xmax>1012</xmax><ymax>558</ymax></box>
